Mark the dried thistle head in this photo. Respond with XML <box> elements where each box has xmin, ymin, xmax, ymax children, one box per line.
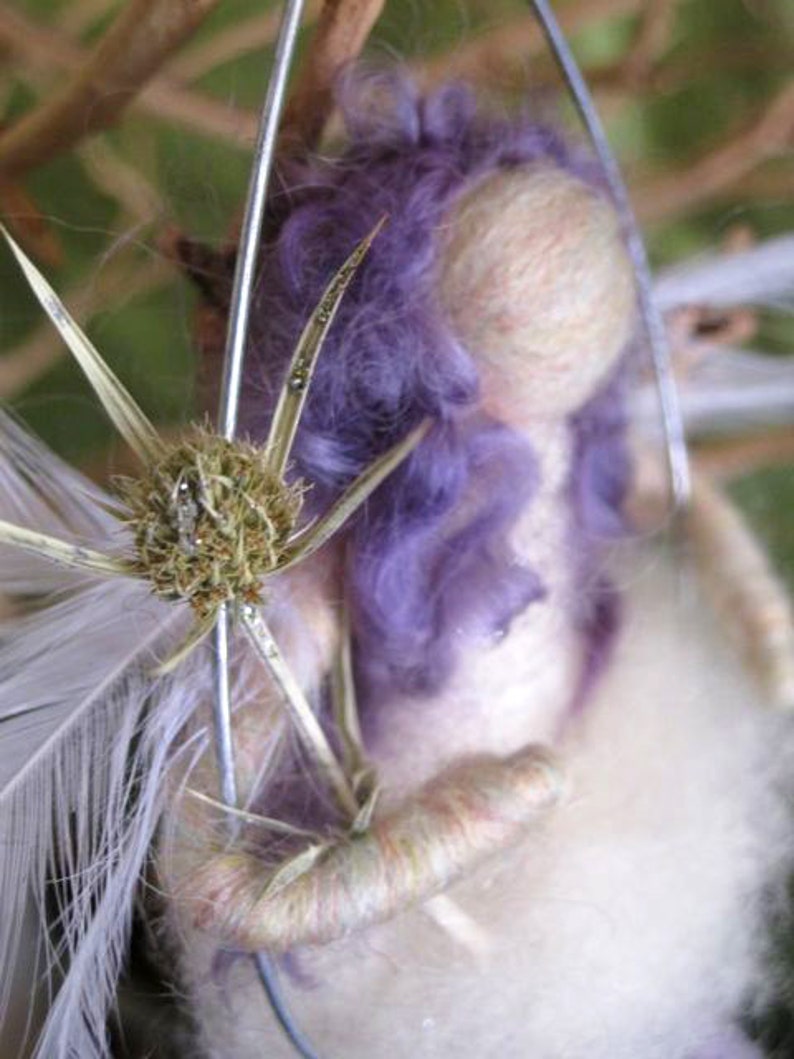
<box><xmin>117</xmin><ymin>427</ymin><xmax>306</xmax><ymax>618</ymax></box>
<box><xmin>0</xmin><ymin>219</ymin><xmax>426</xmax><ymax>631</ymax></box>
<box><xmin>0</xmin><ymin>219</ymin><xmax>427</xmax><ymax>818</ymax></box>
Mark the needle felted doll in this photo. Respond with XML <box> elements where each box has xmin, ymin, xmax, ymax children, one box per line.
<box><xmin>157</xmin><ymin>76</ymin><xmax>794</xmax><ymax>1059</ymax></box>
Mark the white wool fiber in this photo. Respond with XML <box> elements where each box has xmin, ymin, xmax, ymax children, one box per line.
<box><xmin>174</xmin><ymin>543</ymin><xmax>794</xmax><ymax>1058</ymax></box>
<box><xmin>655</xmin><ymin>235</ymin><xmax>794</xmax><ymax>313</ymax></box>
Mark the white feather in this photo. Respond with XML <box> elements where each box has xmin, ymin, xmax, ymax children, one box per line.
<box><xmin>634</xmin><ymin>347</ymin><xmax>794</xmax><ymax>437</ymax></box>
<box><xmin>0</xmin><ymin>412</ymin><xmax>203</xmax><ymax>1059</ymax></box>
<box><xmin>0</xmin><ymin>409</ymin><xmax>121</xmax><ymax>595</ymax></box>
<box><xmin>644</xmin><ymin>235</ymin><xmax>794</xmax><ymax>438</ymax></box>
<box><xmin>655</xmin><ymin>234</ymin><xmax>794</xmax><ymax>313</ymax></box>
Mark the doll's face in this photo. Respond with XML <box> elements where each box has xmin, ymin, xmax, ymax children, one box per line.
<box><xmin>436</xmin><ymin>165</ymin><xmax>636</xmax><ymax>423</ymax></box>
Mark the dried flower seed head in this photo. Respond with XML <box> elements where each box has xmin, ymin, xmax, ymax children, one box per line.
<box><xmin>117</xmin><ymin>427</ymin><xmax>306</xmax><ymax>618</ymax></box>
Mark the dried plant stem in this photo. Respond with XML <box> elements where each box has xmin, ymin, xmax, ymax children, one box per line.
<box><xmin>0</xmin><ymin>6</ymin><xmax>258</xmax><ymax>148</ymax></box>
<box><xmin>0</xmin><ymin>0</ymin><xmax>221</xmax><ymax>178</ymax></box>
<box><xmin>636</xmin><ymin>84</ymin><xmax>794</xmax><ymax>223</ymax></box>
<box><xmin>331</xmin><ymin>600</ymin><xmax>368</xmax><ymax>778</ymax></box>
<box><xmin>2</xmin><ymin>226</ymin><xmax>164</xmax><ymax>462</ymax></box>
<box><xmin>279</xmin><ymin>0</ymin><xmax>386</xmax><ymax>153</ymax></box>
<box><xmin>0</xmin><ymin>519</ymin><xmax>125</xmax><ymax>578</ymax></box>
<box><xmin>57</xmin><ymin>0</ymin><xmax>119</xmax><ymax>37</ymax></box>
<box><xmin>77</xmin><ymin>140</ymin><xmax>166</xmax><ymax>223</ymax></box>
<box><xmin>732</xmin><ymin>165</ymin><xmax>794</xmax><ymax>202</ymax></box>
<box><xmin>0</xmin><ymin>254</ymin><xmax>172</xmax><ymax>400</ymax></box>
<box><xmin>242</xmin><ymin>607</ymin><xmax>359</xmax><ymax>819</ymax></box>
<box><xmin>266</xmin><ymin>219</ymin><xmax>384</xmax><ymax>476</ymax></box>
<box><xmin>186</xmin><ymin>788</ymin><xmax>318</xmax><ymax>839</ymax></box>
<box><xmin>608</xmin><ymin>41</ymin><xmax>791</xmax><ymax>98</ymax></box>
<box><xmin>0</xmin><ymin>178</ymin><xmax>62</xmax><ymax>267</ymax></box>
<box><xmin>139</xmin><ymin>83</ymin><xmax>257</xmax><ymax>145</ymax></box>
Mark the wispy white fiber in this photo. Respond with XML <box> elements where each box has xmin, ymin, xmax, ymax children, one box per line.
<box><xmin>0</xmin><ymin>413</ymin><xmax>204</xmax><ymax>1059</ymax></box>
<box><xmin>655</xmin><ymin>235</ymin><xmax>794</xmax><ymax>312</ymax></box>
<box><xmin>633</xmin><ymin>348</ymin><xmax>794</xmax><ymax>437</ymax></box>
<box><xmin>642</xmin><ymin>236</ymin><xmax>794</xmax><ymax>438</ymax></box>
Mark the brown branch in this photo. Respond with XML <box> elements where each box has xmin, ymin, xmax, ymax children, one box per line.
<box><xmin>171</xmin><ymin>1</ymin><xmax>322</xmax><ymax>83</ymax></box>
<box><xmin>0</xmin><ymin>0</ymin><xmax>221</xmax><ymax>178</ymax></box>
<box><xmin>78</xmin><ymin>139</ymin><xmax>166</xmax><ymax>222</ymax></box>
<box><xmin>141</xmin><ymin>80</ymin><xmax>258</xmax><ymax>144</ymax></box>
<box><xmin>0</xmin><ymin>7</ymin><xmax>80</xmax><ymax>78</ymax></box>
<box><xmin>279</xmin><ymin>0</ymin><xmax>386</xmax><ymax>154</ymax></box>
<box><xmin>731</xmin><ymin>163</ymin><xmax>794</xmax><ymax>201</ymax></box>
<box><xmin>694</xmin><ymin>429</ymin><xmax>794</xmax><ymax>483</ymax></box>
<box><xmin>57</xmin><ymin>0</ymin><xmax>119</xmax><ymax>37</ymax></box>
<box><xmin>621</xmin><ymin>0</ymin><xmax>678</xmax><ymax>86</ymax></box>
<box><xmin>635</xmin><ymin>83</ymin><xmax>794</xmax><ymax>223</ymax></box>
<box><xmin>587</xmin><ymin>41</ymin><xmax>792</xmax><ymax>102</ymax></box>
<box><xmin>413</xmin><ymin>0</ymin><xmax>643</xmax><ymax>90</ymax></box>
<box><xmin>0</xmin><ymin>179</ymin><xmax>63</xmax><ymax>266</ymax></box>
<box><xmin>0</xmin><ymin>5</ymin><xmax>258</xmax><ymax>148</ymax></box>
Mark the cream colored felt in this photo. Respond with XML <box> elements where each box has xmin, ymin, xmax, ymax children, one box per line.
<box><xmin>436</xmin><ymin>165</ymin><xmax>636</xmax><ymax>418</ymax></box>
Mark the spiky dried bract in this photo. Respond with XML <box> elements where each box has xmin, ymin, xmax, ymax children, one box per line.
<box><xmin>117</xmin><ymin>427</ymin><xmax>306</xmax><ymax>618</ymax></box>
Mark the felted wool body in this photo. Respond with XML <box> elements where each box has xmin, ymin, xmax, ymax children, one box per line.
<box><xmin>160</xmin><ymin>82</ymin><xmax>793</xmax><ymax>1058</ymax></box>
<box><xmin>166</xmin><ymin>545</ymin><xmax>791</xmax><ymax>1059</ymax></box>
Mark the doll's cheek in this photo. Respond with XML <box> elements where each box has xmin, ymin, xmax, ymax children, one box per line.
<box><xmin>436</xmin><ymin>165</ymin><xmax>636</xmax><ymax>422</ymax></box>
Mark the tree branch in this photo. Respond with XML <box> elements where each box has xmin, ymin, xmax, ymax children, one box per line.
<box><xmin>0</xmin><ymin>178</ymin><xmax>63</xmax><ymax>266</ymax></box>
<box><xmin>621</xmin><ymin>0</ymin><xmax>678</xmax><ymax>85</ymax></box>
<box><xmin>0</xmin><ymin>0</ymin><xmax>220</xmax><ymax>178</ymax></box>
<box><xmin>0</xmin><ymin>251</ymin><xmax>173</xmax><ymax>398</ymax></box>
<box><xmin>635</xmin><ymin>83</ymin><xmax>794</xmax><ymax>223</ymax></box>
<box><xmin>694</xmin><ymin>430</ymin><xmax>794</xmax><ymax>483</ymax></box>
<box><xmin>414</xmin><ymin>0</ymin><xmax>642</xmax><ymax>89</ymax></box>
<box><xmin>278</xmin><ymin>0</ymin><xmax>386</xmax><ymax>154</ymax></box>
<box><xmin>171</xmin><ymin>1</ymin><xmax>322</xmax><ymax>83</ymax></box>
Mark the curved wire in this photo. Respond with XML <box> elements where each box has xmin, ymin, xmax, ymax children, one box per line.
<box><xmin>254</xmin><ymin>952</ymin><xmax>322</xmax><ymax>1059</ymax></box>
<box><xmin>209</xmin><ymin>1</ymin><xmax>320</xmax><ymax>1056</ymax></box>
<box><xmin>218</xmin><ymin>0</ymin><xmax>306</xmax><ymax>440</ymax></box>
<box><xmin>527</xmin><ymin>0</ymin><xmax>691</xmax><ymax>511</ymax></box>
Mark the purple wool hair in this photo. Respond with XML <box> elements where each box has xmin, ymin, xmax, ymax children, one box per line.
<box><xmin>240</xmin><ymin>73</ymin><xmax>630</xmax><ymax>722</ymax></box>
